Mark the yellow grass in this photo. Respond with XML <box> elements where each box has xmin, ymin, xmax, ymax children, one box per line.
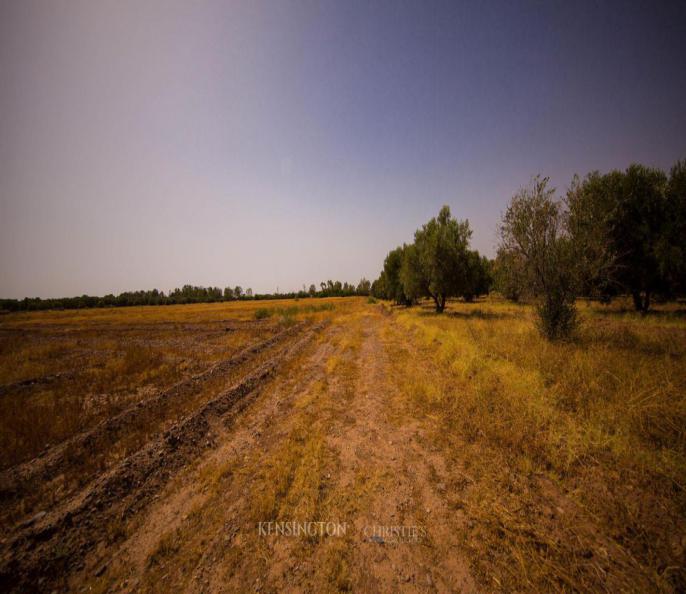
<box><xmin>385</xmin><ymin>296</ymin><xmax>686</xmax><ymax>591</ymax></box>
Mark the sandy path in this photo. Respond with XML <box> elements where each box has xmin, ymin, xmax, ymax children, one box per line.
<box><xmin>324</xmin><ymin>310</ymin><xmax>475</xmax><ymax>593</ymax></box>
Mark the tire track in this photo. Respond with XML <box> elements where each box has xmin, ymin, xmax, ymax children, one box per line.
<box><xmin>0</xmin><ymin>323</ymin><xmax>322</xmax><ymax>593</ymax></box>
<box><xmin>0</xmin><ymin>322</ymin><xmax>305</xmax><ymax>508</ymax></box>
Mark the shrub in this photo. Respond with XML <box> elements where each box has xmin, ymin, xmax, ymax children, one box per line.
<box><xmin>536</xmin><ymin>290</ymin><xmax>577</xmax><ymax>340</ymax></box>
<box><xmin>254</xmin><ymin>308</ymin><xmax>272</xmax><ymax>320</ymax></box>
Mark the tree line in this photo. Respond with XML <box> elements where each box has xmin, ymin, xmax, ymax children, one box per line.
<box><xmin>0</xmin><ymin>279</ymin><xmax>372</xmax><ymax>312</ymax></box>
<box><xmin>373</xmin><ymin>159</ymin><xmax>685</xmax><ymax>340</ymax></box>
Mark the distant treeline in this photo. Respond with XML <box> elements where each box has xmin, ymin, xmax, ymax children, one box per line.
<box><xmin>372</xmin><ymin>160</ymin><xmax>686</xmax><ymax>339</ymax></box>
<box><xmin>0</xmin><ymin>279</ymin><xmax>372</xmax><ymax>312</ymax></box>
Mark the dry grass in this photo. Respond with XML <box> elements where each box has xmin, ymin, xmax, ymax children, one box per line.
<box><xmin>3</xmin><ymin>295</ymin><xmax>684</xmax><ymax>592</ymax></box>
<box><xmin>0</xmin><ymin>298</ymin><xmax>345</xmax><ymax>470</ymax></box>
<box><xmin>385</xmin><ymin>296</ymin><xmax>686</xmax><ymax>592</ymax></box>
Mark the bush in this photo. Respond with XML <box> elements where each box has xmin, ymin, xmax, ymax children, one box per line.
<box><xmin>254</xmin><ymin>308</ymin><xmax>272</xmax><ymax>320</ymax></box>
<box><xmin>536</xmin><ymin>291</ymin><xmax>577</xmax><ymax>340</ymax></box>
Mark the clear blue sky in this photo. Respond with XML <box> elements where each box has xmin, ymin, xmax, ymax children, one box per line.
<box><xmin>1</xmin><ymin>0</ymin><xmax>685</xmax><ymax>298</ymax></box>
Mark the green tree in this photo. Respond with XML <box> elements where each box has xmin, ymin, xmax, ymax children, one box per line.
<box><xmin>492</xmin><ymin>247</ymin><xmax>526</xmax><ymax>302</ymax></box>
<box><xmin>499</xmin><ymin>176</ymin><xmax>577</xmax><ymax>339</ymax></box>
<box><xmin>661</xmin><ymin>160</ymin><xmax>686</xmax><ymax>296</ymax></box>
<box><xmin>567</xmin><ymin>164</ymin><xmax>672</xmax><ymax>312</ymax></box>
<box><xmin>613</xmin><ymin>165</ymin><xmax>668</xmax><ymax>312</ymax></box>
<box><xmin>356</xmin><ymin>278</ymin><xmax>371</xmax><ymax>296</ymax></box>
<box><xmin>413</xmin><ymin>205</ymin><xmax>472</xmax><ymax>312</ymax></box>
<box><xmin>566</xmin><ymin>171</ymin><xmax>622</xmax><ymax>302</ymax></box>
<box><xmin>462</xmin><ymin>251</ymin><xmax>492</xmax><ymax>302</ymax></box>
<box><xmin>382</xmin><ymin>246</ymin><xmax>410</xmax><ymax>305</ymax></box>
<box><xmin>399</xmin><ymin>243</ymin><xmax>426</xmax><ymax>304</ymax></box>
<box><xmin>371</xmin><ymin>273</ymin><xmax>387</xmax><ymax>299</ymax></box>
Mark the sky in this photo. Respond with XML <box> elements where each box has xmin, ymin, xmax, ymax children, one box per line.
<box><xmin>1</xmin><ymin>0</ymin><xmax>685</xmax><ymax>298</ymax></box>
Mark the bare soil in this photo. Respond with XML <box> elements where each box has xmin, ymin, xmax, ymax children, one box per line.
<box><xmin>0</xmin><ymin>299</ymin><xmax>683</xmax><ymax>592</ymax></box>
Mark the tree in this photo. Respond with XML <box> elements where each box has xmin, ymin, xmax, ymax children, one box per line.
<box><xmin>309</xmin><ymin>284</ymin><xmax>317</xmax><ymax>297</ymax></box>
<box><xmin>356</xmin><ymin>278</ymin><xmax>371</xmax><ymax>296</ymax></box>
<box><xmin>499</xmin><ymin>176</ymin><xmax>577</xmax><ymax>339</ymax></box>
<box><xmin>492</xmin><ymin>247</ymin><xmax>527</xmax><ymax>302</ymax></box>
<box><xmin>462</xmin><ymin>251</ymin><xmax>492</xmax><ymax>302</ymax></box>
<box><xmin>660</xmin><ymin>160</ymin><xmax>686</xmax><ymax>296</ymax></box>
<box><xmin>567</xmin><ymin>165</ymin><xmax>671</xmax><ymax>312</ymax></box>
<box><xmin>234</xmin><ymin>286</ymin><xmax>243</xmax><ymax>299</ymax></box>
<box><xmin>399</xmin><ymin>243</ymin><xmax>425</xmax><ymax>304</ymax></box>
<box><xmin>566</xmin><ymin>171</ymin><xmax>622</xmax><ymax>302</ymax></box>
<box><xmin>371</xmin><ymin>273</ymin><xmax>387</xmax><ymax>299</ymax></box>
<box><xmin>612</xmin><ymin>165</ymin><xmax>668</xmax><ymax>312</ymax></box>
<box><xmin>382</xmin><ymin>246</ymin><xmax>410</xmax><ymax>305</ymax></box>
<box><xmin>413</xmin><ymin>205</ymin><xmax>472</xmax><ymax>312</ymax></box>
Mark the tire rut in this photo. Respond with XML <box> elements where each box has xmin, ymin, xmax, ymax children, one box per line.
<box><xmin>0</xmin><ymin>323</ymin><xmax>305</xmax><ymax>507</ymax></box>
<box><xmin>0</xmin><ymin>322</ymin><xmax>323</xmax><ymax>593</ymax></box>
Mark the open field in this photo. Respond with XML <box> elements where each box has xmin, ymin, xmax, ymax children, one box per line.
<box><xmin>0</xmin><ymin>296</ymin><xmax>684</xmax><ymax>592</ymax></box>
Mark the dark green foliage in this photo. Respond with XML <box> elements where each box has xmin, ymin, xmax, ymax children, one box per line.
<box><xmin>370</xmin><ymin>274</ymin><xmax>387</xmax><ymax>299</ymax></box>
<box><xmin>613</xmin><ymin>165</ymin><xmax>669</xmax><ymax>312</ymax></box>
<box><xmin>413</xmin><ymin>206</ymin><xmax>473</xmax><ymax>312</ymax></box>
<box><xmin>493</xmin><ymin>247</ymin><xmax>526</xmax><ymax>302</ymax></box>
<box><xmin>356</xmin><ymin>278</ymin><xmax>371</xmax><ymax>296</ymax></box>
<box><xmin>536</xmin><ymin>283</ymin><xmax>577</xmax><ymax>340</ymax></box>
<box><xmin>566</xmin><ymin>162</ymin><xmax>684</xmax><ymax>312</ymax></box>
<box><xmin>566</xmin><ymin>171</ymin><xmax>621</xmax><ymax>301</ymax></box>
<box><xmin>399</xmin><ymin>243</ymin><xmax>425</xmax><ymax>304</ymax></box>
<box><xmin>382</xmin><ymin>245</ymin><xmax>412</xmax><ymax>305</ymax></box>
<box><xmin>661</xmin><ymin>160</ymin><xmax>686</xmax><ymax>295</ymax></box>
<box><xmin>372</xmin><ymin>206</ymin><xmax>491</xmax><ymax>311</ymax></box>
<box><xmin>463</xmin><ymin>251</ymin><xmax>492</xmax><ymax>302</ymax></box>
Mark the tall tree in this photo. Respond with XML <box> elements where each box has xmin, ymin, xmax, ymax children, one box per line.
<box><xmin>413</xmin><ymin>205</ymin><xmax>472</xmax><ymax>312</ymax></box>
<box><xmin>382</xmin><ymin>246</ymin><xmax>410</xmax><ymax>305</ymax></box>
<box><xmin>399</xmin><ymin>243</ymin><xmax>426</xmax><ymax>304</ymax></box>
<box><xmin>356</xmin><ymin>278</ymin><xmax>371</xmax><ymax>296</ymax></box>
<box><xmin>566</xmin><ymin>171</ymin><xmax>623</xmax><ymax>301</ymax></box>
<box><xmin>493</xmin><ymin>247</ymin><xmax>527</xmax><ymax>302</ymax></box>
<box><xmin>499</xmin><ymin>176</ymin><xmax>577</xmax><ymax>339</ymax></box>
<box><xmin>462</xmin><ymin>251</ymin><xmax>492</xmax><ymax>302</ymax></box>
<box><xmin>613</xmin><ymin>165</ymin><xmax>668</xmax><ymax>312</ymax></box>
<box><xmin>661</xmin><ymin>160</ymin><xmax>686</xmax><ymax>296</ymax></box>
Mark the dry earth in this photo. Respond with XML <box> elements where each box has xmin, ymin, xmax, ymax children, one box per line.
<box><xmin>1</xmin><ymin>298</ymin><xmax>684</xmax><ymax>592</ymax></box>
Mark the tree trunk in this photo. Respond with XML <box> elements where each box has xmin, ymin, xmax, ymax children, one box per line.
<box><xmin>435</xmin><ymin>294</ymin><xmax>446</xmax><ymax>313</ymax></box>
<box><xmin>632</xmin><ymin>290</ymin><xmax>651</xmax><ymax>314</ymax></box>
